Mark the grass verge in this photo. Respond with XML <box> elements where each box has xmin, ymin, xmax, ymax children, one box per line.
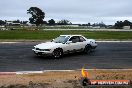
<box><xmin>0</xmin><ymin>30</ymin><xmax>132</xmax><ymax>40</ymax></box>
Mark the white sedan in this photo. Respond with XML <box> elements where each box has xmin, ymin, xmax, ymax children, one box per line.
<box><xmin>32</xmin><ymin>35</ymin><xmax>97</xmax><ymax>58</ymax></box>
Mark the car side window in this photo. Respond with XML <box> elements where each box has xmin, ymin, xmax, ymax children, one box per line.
<box><xmin>63</xmin><ymin>36</ymin><xmax>70</xmax><ymax>43</ymax></box>
<box><xmin>79</xmin><ymin>36</ymin><xmax>86</xmax><ymax>42</ymax></box>
<box><xmin>69</xmin><ymin>36</ymin><xmax>80</xmax><ymax>43</ymax></box>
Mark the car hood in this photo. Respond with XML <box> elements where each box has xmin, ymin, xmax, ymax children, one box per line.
<box><xmin>34</xmin><ymin>42</ymin><xmax>62</xmax><ymax>49</ymax></box>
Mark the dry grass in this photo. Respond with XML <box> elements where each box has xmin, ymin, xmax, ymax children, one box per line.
<box><xmin>0</xmin><ymin>70</ymin><xmax>132</xmax><ymax>88</ymax></box>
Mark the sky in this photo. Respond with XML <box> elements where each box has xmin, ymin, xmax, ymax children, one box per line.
<box><xmin>0</xmin><ymin>0</ymin><xmax>132</xmax><ymax>25</ymax></box>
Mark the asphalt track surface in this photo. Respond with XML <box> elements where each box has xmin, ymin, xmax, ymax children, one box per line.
<box><xmin>0</xmin><ymin>42</ymin><xmax>132</xmax><ymax>71</ymax></box>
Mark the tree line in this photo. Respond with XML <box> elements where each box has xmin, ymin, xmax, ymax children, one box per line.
<box><xmin>114</xmin><ymin>20</ymin><xmax>132</xmax><ymax>29</ymax></box>
<box><xmin>0</xmin><ymin>6</ymin><xmax>132</xmax><ymax>29</ymax></box>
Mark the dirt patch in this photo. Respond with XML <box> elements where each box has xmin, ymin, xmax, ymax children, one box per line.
<box><xmin>0</xmin><ymin>70</ymin><xmax>132</xmax><ymax>88</ymax></box>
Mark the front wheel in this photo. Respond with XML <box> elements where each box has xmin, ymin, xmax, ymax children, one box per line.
<box><xmin>84</xmin><ymin>45</ymin><xmax>92</xmax><ymax>54</ymax></box>
<box><xmin>53</xmin><ymin>49</ymin><xmax>63</xmax><ymax>58</ymax></box>
<box><xmin>34</xmin><ymin>52</ymin><xmax>42</xmax><ymax>57</ymax></box>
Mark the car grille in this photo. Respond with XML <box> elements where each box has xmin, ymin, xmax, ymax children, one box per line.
<box><xmin>36</xmin><ymin>48</ymin><xmax>41</xmax><ymax>50</ymax></box>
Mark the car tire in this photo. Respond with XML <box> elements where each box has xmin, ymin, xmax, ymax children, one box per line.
<box><xmin>34</xmin><ymin>52</ymin><xmax>42</xmax><ymax>57</ymax></box>
<box><xmin>53</xmin><ymin>48</ymin><xmax>63</xmax><ymax>58</ymax></box>
<box><xmin>84</xmin><ymin>44</ymin><xmax>92</xmax><ymax>54</ymax></box>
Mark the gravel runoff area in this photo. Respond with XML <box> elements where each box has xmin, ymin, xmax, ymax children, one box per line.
<box><xmin>0</xmin><ymin>70</ymin><xmax>132</xmax><ymax>88</ymax></box>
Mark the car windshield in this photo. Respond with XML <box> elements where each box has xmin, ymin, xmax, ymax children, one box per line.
<box><xmin>52</xmin><ymin>36</ymin><xmax>69</xmax><ymax>43</ymax></box>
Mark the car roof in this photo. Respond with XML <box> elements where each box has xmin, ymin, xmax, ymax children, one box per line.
<box><xmin>60</xmin><ymin>35</ymin><xmax>83</xmax><ymax>37</ymax></box>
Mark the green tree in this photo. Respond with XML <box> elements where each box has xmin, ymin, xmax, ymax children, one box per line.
<box><xmin>43</xmin><ymin>21</ymin><xmax>48</xmax><ymax>25</ymax></box>
<box><xmin>13</xmin><ymin>19</ymin><xmax>20</xmax><ymax>23</ymax></box>
<box><xmin>88</xmin><ymin>23</ymin><xmax>91</xmax><ymax>26</ymax></box>
<box><xmin>0</xmin><ymin>20</ymin><xmax>6</xmax><ymax>25</ymax></box>
<box><xmin>48</xmin><ymin>19</ymin><xmax>55</xmax><ymax>25</ymax></box>
<box><xmin>27</xmin><ymin>7</ymin><xmax>45</xmax><ymax>26</ymax></box>
<box><xmin>57</xmin><ymin>20</ymin><xmax>72</xmax><ymax>25</ymax></box>
<box><xmin>114</xmin><ymin>20</ymin><xmax>132</xmax><ymax>29</ymax></box>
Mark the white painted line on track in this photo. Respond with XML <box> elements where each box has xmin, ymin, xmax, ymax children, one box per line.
<box><xmin>0</xmin><ymin>41</ymin><xmax>132</xmax><ymax>43</ymax></box>
<box><xmin>0</xmin><ymin>40</ymin><xmax>132</xmax><ymax>44</ymax></box>
<box><xmin>16</xmin><ymin>71</ymin><xmax>43</xmax><ymax>74</ymax></box>
<box><xmin>0</xmin><ymin>72</ymin><xmax>16</xmax><ymax>75</ymax></box>
<box><xmin>0</xmin><ymin>42</ymin><xmax>20</xmax><ymax>44</ymax></box>
<box><xmin>43</xmin><ymin>70</ymin><xmax>75</xmax><ymax>72</ymax></box>
<box><xmin>82</xmin><ymin>69</ymin><xmax>132</xmax><ymax>71</ymax></box>
<box><xmin>97</xmin><ymin>41</ymin><xmax>132</xmax><ymax>42</ymax></box>
<box><xmin>0</xmin><ymin>69</ymin><xmax>132</xmax><ymax>75</ymax></box>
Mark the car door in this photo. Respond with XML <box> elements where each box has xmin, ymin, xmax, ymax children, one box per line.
<box><xmin>78</xmin><ymin>36</ymin><xmax>87</xmax><ymax>49</ymax></box>
<box><xmin>67</xmin><ymin>36</ymin><xmax>81</xmax><ymax>51</ymax></box>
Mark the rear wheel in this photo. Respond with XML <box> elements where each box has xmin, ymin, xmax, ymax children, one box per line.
<box><xmin>84</xmin><ymin>44</ymin><xmax>92</xmax><ymax>54</ymax></box>
<box><xmin>53</xmin><ymin>49</ymin><xmax>63</xmax><ymax>58</ymax></box>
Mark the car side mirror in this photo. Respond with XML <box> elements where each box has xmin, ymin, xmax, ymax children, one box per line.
<box><xmin>66</xmin><ymin>41</ymin><xmax>72</xmax><ymax>44</ymax></box>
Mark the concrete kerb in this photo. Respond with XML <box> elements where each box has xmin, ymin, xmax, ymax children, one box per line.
<box><xmin>97</xmin><ymin>41</ymin><xmax>132</xmax><ymax>42</ymax></box>
<box><xmin>0</xmin><ymin>69</ymin><xmax>132</xmax><ymax>75</ymax></box>
<box><xmin>0</xmin><ymin>42</ymin><xmax>20</xmax><ymax>44</ymax></box>
<box><xmin>0</xmin><ymin>40</ymin><xmax>132</xmax><ymax>44</ymax></box>
<box><xmin>0</xmin><ymin>72</ymin><xmax>16</xmax><ymax>75</ymax></box>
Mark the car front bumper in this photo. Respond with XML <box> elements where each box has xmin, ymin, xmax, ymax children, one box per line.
<box><xmin>32</xmin><ymin>49</ymin><xmax>53</xmax><ymax>56</ymax></box>
<box><xmin>92</xmin><ymin>43</ymin><xmax>97</xmax><ymax>49</ymax></box>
